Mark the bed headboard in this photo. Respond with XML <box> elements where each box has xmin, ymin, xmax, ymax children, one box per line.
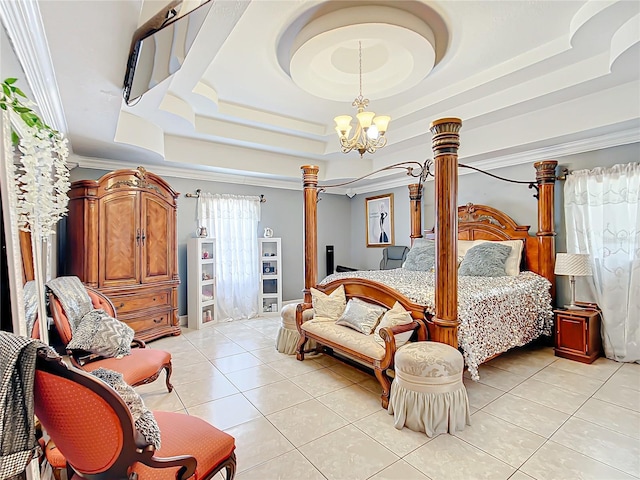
<box><xmin>425</xmin><ymin>203</ymin><xmax>542</xmax><ymax>276</ymax></box>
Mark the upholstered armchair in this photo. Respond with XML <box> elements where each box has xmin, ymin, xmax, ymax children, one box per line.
<box><xmin>48</xmin><ymin>286</ymin><xmax>173</xmax><ymax>391</ymax></box>
<box><xmin>34</xmin><ymin>349</ymin><xmax>236</xmax><ymax>480</ymax></box>
<box><xmin>380</xmin><ymin>246</ymin><xmax>409</xmax><ymax>270</ymax></box>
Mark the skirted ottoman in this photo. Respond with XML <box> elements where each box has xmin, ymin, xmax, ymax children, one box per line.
<box><xmin>275</xmin><ymin>304</ymin><xmax>315</xmax><ymax>354</ymax></box>
<box><xmin>388</xmin><ymin>341</ymin><xmax>470</xmax><ymax>436</ymax></box>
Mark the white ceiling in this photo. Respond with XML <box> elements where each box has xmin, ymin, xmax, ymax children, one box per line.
<box><xmin>12</xmin><ymin>0</ymin><xmax>640</xmax><ymax>189</ymax></box>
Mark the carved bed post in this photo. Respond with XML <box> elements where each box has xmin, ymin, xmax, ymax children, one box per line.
<box><xmin>430</xmin><ymin>118</ymin><xmax>462</xmax><ymax>348</ymax></box>
<box><xmin>408</xmin><ymin>183</ymin><xmax>423</xmax><ymax>246</ymax></box>
<box><xmin>534</xmin><ymin>160</ymin><xmax>557</xmax><ymax>299</ymax></box>
<box><xmin>302</xmin><ymin>165</ymin><xmax>319</xmax><ymax>303</ymax></box>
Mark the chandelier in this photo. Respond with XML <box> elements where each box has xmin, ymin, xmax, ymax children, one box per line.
<box><xmin>334</xmin><ymin>42</ymin><xmax>391</xmax><ymax>157</ymax></box>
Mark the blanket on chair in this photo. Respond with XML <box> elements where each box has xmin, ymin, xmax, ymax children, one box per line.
<box><xmin>46</xmin><ymin>276</ymin><xmax>93</xmax><ymax>332</ymax></box>
<box><xmin>0</xmin><ymin>331</ymin><xmax>45</xmax><ymax>479</ymax></box>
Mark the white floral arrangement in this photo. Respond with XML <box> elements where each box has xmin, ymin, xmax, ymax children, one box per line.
<box><xmin>1</xmin><ymin>77</ymin><xmax>70</xmax><ymax>237</ymax></box>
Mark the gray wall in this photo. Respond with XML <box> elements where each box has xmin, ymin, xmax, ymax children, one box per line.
<box><xmin>66</xmin><ymin>167</ymin><xmax>353</xmax><ymax>315</ymax></box>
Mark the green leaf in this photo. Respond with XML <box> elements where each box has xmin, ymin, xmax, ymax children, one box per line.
<box><xmin>11</xmin><ymin>130</ymin><xmax>19</xmax><ymax>146</ymax></box>
<box><xmin>0</xmin><ymin>103</ymin><xmax>6</xmax><ymax>110</ymax></box>
<box><xmin>4</xmin><ymin>78</ymin><xmax>17</xmax><ymax>85</ymax></box>
<box><xmin>2</xmin><ymin>85</ymin><xmax>10</xmax><ymax>96</ymax></box>
<box><xmin>13</xmin><ymin>87</ymin><xmax>26</xmax><ymax>98</ymax></box>
<box><xmin>13</xmin><ymin>106</ymin><xmax>30</xmax><ymax>113</ymax></box>
<box><xmin>20</xmin><ymin>111</ymin><xmax>37</xmax><ymax>127</ymax></box>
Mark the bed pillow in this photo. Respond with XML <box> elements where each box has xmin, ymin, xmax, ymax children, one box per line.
<box><xmin>66</xmin><ymin>309</ymin><xmax>134</xmax><ymax>358</ymax></box>
<box><xmin>459</xmin><ymin>239</ymin><xmax>524</xmax><ymax>276</ymax></box>
<box><xmin>373</xmin><ymin>301</ymin><xmax>414</xmax><ymax>347</ymax></box>
<box><xmin>336</xmin><ymin>298</ymin><xmax>387</xmax><ymax>334</ymax></box>
<box><xmin>403</xmin><ymin>239</ymin><xmax>436</xmax><ymax>271</ymax></box>
<box><xmin>459</xmin><ymin>242</ymin><xmax>512</xmax><ymax>277</ymax></box>
<box><xmin>90</xmin><ymin>368</ymin><xmax>161</xmax><ymax>449</ymax></box>
<box><xmin>311</xmin><ymin>285</ymin><xmax>346</xmax><ymax>321</ymax></box>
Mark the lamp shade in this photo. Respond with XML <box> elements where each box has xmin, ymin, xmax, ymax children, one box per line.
<box><xmin>554</xmin><ymin>253</ymin><xmax>592</xmax><ymax>276</ymax></box>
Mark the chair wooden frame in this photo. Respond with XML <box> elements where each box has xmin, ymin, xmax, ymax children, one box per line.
<box><xmin>34</xmin><ymin>348</ymin><xmax>236</xmax><ymax>480</ymax></box>
<box><xmin>48</xmin><ymin>286</ymin><xmax>173</xmax><ymax>392</ymax></box>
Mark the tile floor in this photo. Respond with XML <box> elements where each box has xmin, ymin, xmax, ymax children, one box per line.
<box><xmin>137</xmin><ymin>316</ymin><xmax>640</xmax><ymax>480</ymax></box>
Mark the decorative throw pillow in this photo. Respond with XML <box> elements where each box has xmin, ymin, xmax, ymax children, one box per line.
<box><xmin>403</xmin><ymin>239</ymin><xmax>436</xmax><ymax>271</ymax></box>
<box><xmin>67</xmin><ymin>309</ymin><xmax>135</xmax><ymax>358</ymax></box>
<box><xmin>459</xmin><ymin>239</ymin><xmax>524</xmax><ymax>276</ymax></box>
<box><xmin>373</xmin><ymin>301</ymin><xmax>414</xmax><ymax>347</ymax></box>
<box><xmin>336</xmin><ymin>298</ymin><xmax>387</xmax><ymax>335</ymax></box>
<box><xmin>90</xmin><ymin>368</ymin><xmax>161</xmax><ymax>449</ymax></box>
<box><xmin>459</xmin><ymin>242</ymin><xmax>512</xmax><ymax>277</ymax></box>
<box><xmin>311</xmin><ymin>285</ymin><xmax>346</xmax><ymax>321</ymax></box>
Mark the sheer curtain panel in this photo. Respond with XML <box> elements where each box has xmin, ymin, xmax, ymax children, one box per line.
<box><xmin>197</xmin><ymin>193</ymin><xmax>261</xmax><ymax>321</ymax></box>
<box><xmin>564</xmin><ymin>163</ymin><xmax>640</xmax><ymax>362</ymax></box>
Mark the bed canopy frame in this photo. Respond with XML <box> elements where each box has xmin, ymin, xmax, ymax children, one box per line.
<box><xmin>301</xmin><ymin>118</ymin><xmax>557</xmax><ymax>348</ymax></box>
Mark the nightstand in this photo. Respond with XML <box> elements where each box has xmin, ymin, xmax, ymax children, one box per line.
<box><xmin>554</xmin><ymin>303</ymin><xmax>602</xmax><ymax>363</ymax></box>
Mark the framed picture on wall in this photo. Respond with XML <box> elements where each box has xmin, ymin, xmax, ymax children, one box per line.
<box><xmin>365</xmin><ymin>193</ymin><xmax>394</xmax><ymax>247</ymax></box>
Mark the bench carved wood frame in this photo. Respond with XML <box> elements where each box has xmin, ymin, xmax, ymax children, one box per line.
<box><xmin>295</xmin><ymin>278</ymin><xmax>428</xmax><ymax>408</ymax></box>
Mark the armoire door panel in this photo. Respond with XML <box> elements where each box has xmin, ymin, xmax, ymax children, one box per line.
<box><xmin>99</xmin><ymin>192</ymin><xmax>140</xmax><ymax>287</ymax></box>
<box><xmin>140</xmin><ymin>193</ymin><xmax>172</xmax><ymax>283</ymax></box>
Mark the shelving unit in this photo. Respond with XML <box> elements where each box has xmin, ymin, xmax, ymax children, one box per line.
<box><xmin>187</xmin><ymin>237</ymin><xmax>216</xmax><ymax>329</ymax></box>
<box><xmin>259</xmin><ymin>237</ymin><xmax>281</xmax><ymax>315</ymax></box>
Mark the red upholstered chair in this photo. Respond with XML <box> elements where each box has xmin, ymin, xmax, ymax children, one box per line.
<box><xmin>34</xmin><ymin>349</ymin><xmax>237</xmax><ymax>480</ymax></box>
<box><xmin>48</xmin><ymin>286</ymin><xmax>173</xmax><ymax>392</ymax></box>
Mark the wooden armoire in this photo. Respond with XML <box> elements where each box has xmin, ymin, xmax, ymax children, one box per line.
<box><xmin>64</xmin><ymin>167</ymin><xmax>180</xmax><ymax>342</ymax></box>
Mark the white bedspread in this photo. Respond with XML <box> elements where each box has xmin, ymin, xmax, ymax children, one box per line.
<box><xmin>320</xmin><ymin>269</ymin><xmax>553</xmax><ymax>380</ymax></box>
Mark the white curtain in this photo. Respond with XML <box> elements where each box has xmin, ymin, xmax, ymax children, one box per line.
<box><xmin>564</xmin><ymin>163</ymin><xmax>640</xmax><ymax>362</ymax></box>
<box><xmin>197</xmin><ymin>193</ymin><xmax>261</xmax><ymax>321</ymax></box>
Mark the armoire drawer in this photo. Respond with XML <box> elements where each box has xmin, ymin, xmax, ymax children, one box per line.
<box><xmin>111</xmin><ymin>290</ymin><xmax>171</xmax><ymax>315</ymax></box>
<box><xmin>123</xmin><ymin>311</ymin><xmax>171</xmax><ymax>333</ymax></box>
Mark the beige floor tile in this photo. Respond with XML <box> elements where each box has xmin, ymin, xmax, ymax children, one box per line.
<box><xmin>358</xmin><ymin>376</ymin><xmax>384</xmax><ymax>396</ymax></box>
<box><xmin>509</xmin><ymin>378</ymin><xmax>589</xmax><ymax>415</ymax></box>
<box><xmin>604</xmin><ymin>363</ymin><xmax>640</xmax><ymax>392</ymax></box>
<box><xmin>250</xmin><ymin>347</ymin><xmax>289</xmax><ymax>364</ymax></box>
<box><xmin>175</xmin><ymin>375</ymin><xmax>239</xmax><ymax>407</ymax></box>
<box><xmin>313</xmin><ymin>353</ymin><xmax>341</xmax><ymax>367</ymax></box>
<box><xmin>317</xmin><ymin>384</ymin><xmax>383</xmax><ymax>422</ymax></box>
<box><xmin>404</xmin><ymin>434</ymin><xmax>515</xmax><ymax>480</ymax></box>
<box><xmin>463</xmin><ymin>378</ymin><xmax>504</xmax><ymax>409</ymax></box>
<box><xmin>139</xmin><ymin>389</ymin><xmax>184</xmax><ymax>412</ymax></box>
<box><xmin>530</xmin><ymin>366</ymin><xmax>604</xmax><ymax>396</ymax></box>
<box><xmin>551</xmin><ymin>417</ymin><xmax>640</xmax><ymax>476</ymax></box>
<box><xmin>485</xmin><ymin>352</ymin><xmax>554</xmax><ymax>377</ymax></box>
<box><xmin>243</xmin><ymin>379</ymin><xmax>312</xmax><ymax>415</ymax></box>
<box><xmin>290</xmin><ymin>368</ymin><xmax>355</xmax><ymax>396</ymax></box>
<box><xmin>593</xmin><ymin>382</ymin><xmax>640</xmax><ymax>412</ymax></box>
<box><xmin>211</xmin><ymin>352</ymin><xmax>264</xmax><ymax>374</ymax></box>
<box><xmin>167</xmin><ymin>348</ymin><xmax>209</xmax><ymax>368</ymax></box>
<box><xmin>575</xmin><ymin>398</ymin><xmax>640</xmax><ymax>439</ymax></box>
<box><xmin>299</xmin><ymin>424</ymin><xmax>399</xmax><ymax>480</ymax></box>
<box><xmin>233</xmin><ymin>336</ymin><xmax>275</xmax><ymax>351</ymax></box>
<box><xmin>329</xmin><ymin>362</ymin><xmax>374</xmax><ymax>383</ymax></box>
<box><xmin>200</xmin><ymin>341</ymin><xmax>247</xmax><ymax>360</ymax></box>
<box><xmin>455</xmin><ymin>411</ymin><xmax>545</xmax><ymax>468</ymax></box>
<box><xmin>550</xmin><ymin>356</ymin><xmax>622</xmax><ymax>381</ymax></box>
<box><xmin>170</xmin><ymin>361</ymin><xmax>221</xmax><ymax>386</ymax></box>
<box><xmin>368</xmin><ymin>460</ymin><xmax>432</xmax><ymax>480</ymax></box>
<box><xmin>268</xmin><ymin>356</ymin><xmax>325</xmax><ymax>377</ymax></box>
<box><xmin>508</xmin><ymin>472</ymin><xmax>534</xmax><ymax>480</ymax></box>
<box><xmin>187</xmin><ymin>393</ymin><xmax>262</xmax><ymax>430</ymax></box>
<box><xmin>225</xmin><ymin>417</ymin><xmax>295</xmax><ymax>473</ymax></box>
<box><xmin>354</xmin><ymin>410</ymin><xmax>431</xmax><ymax>457</ymax></box>
<box><xmin>467</xmin><ymin>364</ymin><xmax>528</xmax><ymax>392</ymax></box>
<box><xmin>150</xmin><ymin>334</ymin><xmax>193</xmax><ymax>352</ymax></box>
<box><xmin>482</xmin><ymin>393</ymin><xmax>570</xmax><ymax>438</ymax></box>
<box><xmin>214</xmin><ymin>322</ymin><xmax>254</xmax><ymax>334</ymax></box>
<box><xmin>236</xmin><ymin>450</ymin><xmax>325</xmax><ymax>480</ymax></box>
<box><xmin>266</xmin><ymin>398</ymin><xmax>348</xmax><ymax>447</ymax></box>
<box><xmin>521</xmin><ymin>441</ymin><xmax>636</xmax><ymax>480</ymax></box>
<box><xmin>225</xmin><ymin>364</ymin><xmax>285</xmax><ymax>391</ymax></box>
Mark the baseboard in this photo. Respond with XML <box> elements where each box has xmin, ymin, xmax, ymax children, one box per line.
<box><xmin>178</xmin><ymin>315</ymin><xmax>188</xmax><ymax>327</ymax></box>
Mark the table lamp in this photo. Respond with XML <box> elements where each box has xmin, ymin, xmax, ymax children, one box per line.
<box><xmin>554</xmin><ymin>253</ymin><xmax>593</xmax><ymax>309</ymax></box>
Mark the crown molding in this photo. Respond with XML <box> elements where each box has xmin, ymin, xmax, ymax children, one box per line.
<box><xmin>0</xmin><ymin>0</ymin><xmax>67</xmax><ymax>134</ymax></box>
<box><xmin>72</xmin><ymin>126</ymin><xmax>638</xmax><ymax>196</ymax></box>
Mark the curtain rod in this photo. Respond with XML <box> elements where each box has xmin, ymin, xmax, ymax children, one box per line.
<box><xmin>184</xmin><ymin>189</ymin><xmax>266</xmax><ymax>203</ymax></box>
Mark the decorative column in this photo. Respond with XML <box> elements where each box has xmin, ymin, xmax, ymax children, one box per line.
<box><xmin>430</xmin><ymin>118</ymin><xmax>462</xmax><ymax>348</ymax></box>
<box><xmin>408</xmin><ymin>183</ymin><xmax>423</xmax><ymax>246</ymax></box>
<box><xmin>301</xmin><ymin>165</ymin><xmax>319</xmax><ymax>303</ymax></box>
<box><xmin>534</xmin><ymin>160</ymin><xmax>557</xmax><ymax>299</ymax></box>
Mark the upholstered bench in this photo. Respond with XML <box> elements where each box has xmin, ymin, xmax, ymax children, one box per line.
<box><xmin>275</xmin><ymin>304</ymin><xmax>315</xmax><ymax>354</ymax></box>
<box><xmin>388</xmin><ymin>341</ymin><xmax>470</xmax><ymax>436</ymax></box>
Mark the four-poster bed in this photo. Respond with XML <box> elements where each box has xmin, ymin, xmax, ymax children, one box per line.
<box><xmin>295</xmin><ymin>118</ymin><xmax>558</xmax><ymax>407</ymax></box>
